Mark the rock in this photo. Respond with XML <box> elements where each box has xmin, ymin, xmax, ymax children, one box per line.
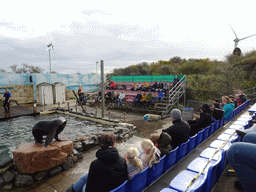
<box><xmin>0</xmin><ymin>161</ymin><xmax>14</xmax><ymax>175</ymax></box>
<box><xmin>34</xmin><ymin>170</ymin><xmax>48</xmax><ymax>181</ymax></box>
<box><xmin>77</xmin><ymin>152</ymin><xmax>83</xmax><ymax>159</ymax></box>
<box><xmin>73</xmin><ymin>141</ymin><xmax>83</xmax><ymax>152</ymax></box>
<box><xmin>13</xmin><ymin>140</ymin><xmax>73</xmax><ymax>174</ymax></box>
<box><xmin>62</xmin><ymin>157</ymin><xmax>73</xmax><ymax>171</ymax></box>
<box><xmin>0</xmin><ymin>175</ymin><xmax>5</xmax><ymax>188</ymax></box>
<box><xmin>49</xmin><ymin>166</ymin><xmax>62</xmax><ymax>176</ymax></box>
<box><xmin>0</xmin><ymin>149</ymin><xmax>13</xmax><ymax>168</ymax></box>
<box><xmin>70</xmin><ymin>154</ymin><xmax>78</xmax><ymax>162</ymax></box>
<box><xmin>15</xmin><ymin>174</ymin><xmax>33</xmax><ymax>187</ymax></box>
<box><xmin>102</xmin><ymin>128</ymin><xmax>115</xmax><ymax>132</ymax></box>
<box><xmin>2</xmin><ymin>171</ymin><xmax>15</xmax><ymax>183</ymax></box>
<box><xmin>72</xmin><ymin>148</ymin><xmax>79</xmax><ymax>156</ymax></box>
<box><xmin>3</xmin><ymin>183</ymin><xmax>12</xmax><ymax>190</ymax></box>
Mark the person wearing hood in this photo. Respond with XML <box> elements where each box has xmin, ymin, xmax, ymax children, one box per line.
<box><xmin>134</xmin><ymin>91</ymin><xmax>142</xmax><ymax>107</ymax></box>
<box><xmin>222</xmin><ymin>96</ymin><xmax>235</xmax><ymax>119</ymax></box>
<box><xmin>67</xmin><ymin>134</ymin><xmax>128</xmax><ymax>192</ymax></box>
<box><xmin>211</xmin><ymin>102</ymin><xmax>224</xmax><ymax>121</ymax></box>
<box><xmin>188</xmin><ymin>104</ymin><xmax>212</xmax><ymax>136</ymax></box>
<box><xmin>150</xmin><ymin>133</ymin><xmax>173</xmax><ymax>157</ymax></box>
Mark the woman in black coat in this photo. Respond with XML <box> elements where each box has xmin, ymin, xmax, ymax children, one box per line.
<box><xmin>67</xmin><ymin>134</ymin><xmax>128</xmax><ymax>192</ymax></box>
<box><xmin>188</xmin><ymin>104</ymin><xmax>212</xmax><ymax>136</ymax></box>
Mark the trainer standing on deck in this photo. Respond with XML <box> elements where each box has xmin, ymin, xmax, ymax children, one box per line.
<box><xmin>3</xmin><ymin>88</ymin><xmax>11</xmax><ymax>116</ymax></box>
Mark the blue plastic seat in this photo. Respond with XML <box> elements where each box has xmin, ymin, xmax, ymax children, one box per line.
<box><xmin>232</xmin><ymin>121</ymin><xmax>249</xmax><ymax>129</ymax></box>
<box><xmin>169</xmin><ymin>170</ymin><xmax>207</xmax><ymax>192</ymax></box>
<box><xmin>176</xmin><ymin>140</ymin><xmax>189</xmax><ymax>163</ymax></box>
<box><xmin>163</xmin><ymin>147</ymin><xmax>178</xmax><ymax>173</ymax></box>
<box><xmin>187</xmin><ymin>156</ymin><xmax>222</xmax><ymax>192</ymax></box>
<box><xmin>110</xmin><ymin>180</ymin><xmax>129</xmax><ymax>192</ymax></box>
<box><xmin>199</xmin><ymin>148</ymin><xmax>224</xmax><ymax>176</ymax></box>
<box><xmin>209</xmin><ymin>123</ymin><xmax>215</xmax><ymax>135</ymax></box>
<box><xmin>195</xmin><ymin>130</ymin><xmax>204</xmax><ymax>147</ymax></box>
<box><xmin>160</xmin><ymin>188</ymin><xmax>179</xmax><ymax>192</ymax></box>
<box><xmin>214</xmin><ymin>120</ymin><xmax>219</xmax><ymax>132</ymax></box>
<box><xmin>202</xmin><ymin>126</ymin><xmax>210</xmax><ymax>141</ymax></box>
<box><xmin>129</xmin><ymin>166</ymin><xmax>149</xmax><ymax>192</ymax></box>
<box><xmin>146</xmin><ymin>155</ymin><xmax>166</xmax><ymax>186</ymax></box>
<box><xmin>217</xmin><ymin>133</ymin><xmax>238</xmax><ymax>143</ymax></box>
<box><xmin>187</xmin><ymin>135</ymin><xmax>197</xmax><ymax>154</ymax></box>
<box><xmin>219</xmin><ymin>118</ymin><xmax>224</xmax><ymax>127</ymax></box>
<box><xmin>207</xmin><ymin>155</ymin><xmax>222</xmax><ymax>191</ymax></box>
<box><xmin>223</xmin><ymin>129</ymin><xmax>236</xmax><ymax>135</ymax></box>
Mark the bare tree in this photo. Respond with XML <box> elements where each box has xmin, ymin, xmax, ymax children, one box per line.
<box><xmin>10</xmin><ymin>64</ymin><xmax>43</xmax><ymax>73</ymax></box>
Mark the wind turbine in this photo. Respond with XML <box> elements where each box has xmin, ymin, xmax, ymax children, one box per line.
<box><xmin>230</xmin><ymin>25</ymin><xmax>256</xmax><ymax>49</ymax></box>
<box><xmin>47</xmin><ymin>37</ymin><xmax>55</xmax><ymax>73</ymax></box>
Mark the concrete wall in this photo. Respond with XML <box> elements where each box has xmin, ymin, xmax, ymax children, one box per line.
<box><xmin>0</xmin><ymin>73</ymin><xmax>103</xmax><ymax>103</ymax></box>
<box><xmin>0</xmin><ymin>85</ymin><xmax>34</xmax><ymax>104</ymax></box>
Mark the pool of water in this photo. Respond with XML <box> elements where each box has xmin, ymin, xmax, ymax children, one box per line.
<box><xmin>0</xmin><ymin>113</ymin><xmax>111</xmax><ymax>160</ymax></box>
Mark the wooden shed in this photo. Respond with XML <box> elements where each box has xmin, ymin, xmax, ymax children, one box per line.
<box><xmin>37</xmin><ymin>82</ymin><xmax>54</xmax><ymax>105</ymax></box>
<box><xmin>53</xmin><ymin>82</ymin><xmax>66</xmax><ymax>104</ymax></box>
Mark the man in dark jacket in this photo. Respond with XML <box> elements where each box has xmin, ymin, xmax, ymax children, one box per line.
<box><xmin>162</xmin><ymin>109</ymin><xmax>190</xmax><ymax>149</ymax></box>
<box><xmin>188</xmin><ymin>104</ymin><xmax>212</xmax><ymax>136</ymax></box>
<box><xmin>134</xmin><ymin>91</ymin><xmax>142</xmax><ymax>107</ymax></box>
<box><xmin>67</xmin><ymin>134</ymin><xmax>128</xmax><ymax>192</ymax></box>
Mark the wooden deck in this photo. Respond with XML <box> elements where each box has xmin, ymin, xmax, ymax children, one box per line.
<box><xmin>0</xmin><ymin>105</ymin><xmax>38</xmax><ymax>121</ymax></box>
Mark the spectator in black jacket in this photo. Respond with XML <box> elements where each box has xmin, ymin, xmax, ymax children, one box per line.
<box><xmin>134</xmin><ymin>91</ymin><xmax>142</xmax><ymax>107</ymax></box>
<box><xmin>188</xmin><ymin>104</ymin><xmax>212</xmax><ymax>136</ymax></box>
<box><xmin>162</xmin><ymin>109</ymin><xmax>190</xmax><ymax>149</ymax></box>
<box><xmin>67</xmin><ymin>134</ymin><xmax>128</xmax><ymax>192</ymax></box>
<box><xmin>211</xmin><ymin>103</ymin><xmax>224</xmax><ymax>121</ymax></box>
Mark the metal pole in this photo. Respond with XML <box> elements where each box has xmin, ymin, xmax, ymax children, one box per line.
<box><xmin>101</xmin><ymin>60</ymin><xmax>105</xmax><ymax>117</ymax></box>
<box><xmin>49</xmin><ymin>49</ymin><xmax>51</xmax><ymax>73</ymax></box>
<box><xmin>96</xmin><ymin>61</ymin><xmax>99</xmax><ymax>75</ymax></box>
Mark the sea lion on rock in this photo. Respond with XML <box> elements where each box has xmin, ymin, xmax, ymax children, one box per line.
<box><xmin>32</xmin><ymin>117</ymin><xmax>67</xmax><ymax>147</ymax></box>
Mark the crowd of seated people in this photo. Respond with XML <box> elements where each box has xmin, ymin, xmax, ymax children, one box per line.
<box><xmin>66</xmin><ymin>134</ymin><xmax>162</xmax><ymax>192</ymax></box>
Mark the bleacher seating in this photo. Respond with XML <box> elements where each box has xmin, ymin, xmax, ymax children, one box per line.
<box><xmin>147</xmin><ymin>155</ymin><xmax>166</xmax><ymax>186</ymax></box>
<box><xmin>110</xmin><ymin>180</ymin><xmax>129</xmax><ymax>192</ymax></box>
<box><xmin>109</xmin><ymin>100</ymin><xmax>251</xmax><ymax>192</ymax></box>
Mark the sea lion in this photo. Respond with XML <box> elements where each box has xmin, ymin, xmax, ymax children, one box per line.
<box><xmin>32</xmin><ymin>117</ymin><xmax>67</xmax><ymax>147</ymax></box>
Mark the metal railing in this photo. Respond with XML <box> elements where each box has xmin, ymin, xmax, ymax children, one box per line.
<box><xmin>162</xmin><ymin>75</ymin><xmax>186</xmax><ymax>117</ymax></box>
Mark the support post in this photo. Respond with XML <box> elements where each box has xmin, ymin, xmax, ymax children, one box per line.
<box><xmin>101</xmin><ymin>60</ymin><xmax>105</xmax><ymax>117</ymax></box>
<box><xmin>67</xmin><ymin>102</ymin><xmax>70</xmax><ymax>111</ymax></box>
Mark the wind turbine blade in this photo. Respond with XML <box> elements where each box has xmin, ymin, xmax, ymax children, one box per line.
<box><xmin>240</xmin><ymin>34</ymin><xmax>256</xmax><ymax>41</ymax></box>
<box><xmin>230</xmin><ymin>24</ymin><xmax>238</xmax><ymax>38</ymax></box>
<box><xmin>52</xmin><ymin>46</ymin><xmax>55</xmax><ymax>54</ymax></box>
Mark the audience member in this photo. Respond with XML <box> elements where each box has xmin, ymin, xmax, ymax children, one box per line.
<box><xmin>158</xmin><ymin>80</ymin><xmax>163</xmax><ymax>90</ymax></box>
<box><xmin>173</xmin><ymin>75</ymin><xmax>180</xmax><ymax>87</ymax></box>
<box><xmin>229</xmin><ymin>95</ymin><xmax>238</xmax><ymax>108</ymax></box>
<box><xmin>238</xmin><ymin>90</ymin><xmax>247</xmax><ymax>103</ymax></box>
<box><xmin>211</xmin><ymin>103</ymin><xmax>224</xmax><ymax>120</ymax></box>
<box><xmin>235</xmin><ymin>94</ymin><xmax>242</xmax><ymax>106</ymax></box>
<box><xmin>188</xmin><ymin>104</ymin><xmax>212</xmax><ymax>136</ymax></box>
<box><xmin>222</xmin><ymin>96</ymin><xmax>235</xmax><ymax>119</ymax></box>
<box><xmin>110</xmin><ymin>81</ymin><xmax>116</xmax><ymax>90</ymax></box>
<box><xmin>150</xmin><ymin>133</ymin><xmax>173</xmax><ymax>157</ymax></box>
<box><xmin>163</xmin><ymin>80</ymin><xmax>170</xmax><ymax>95</ymax></box>
<box><xmin>134</xmin><ymin>91</ymin><xmax>142</xmax><ymax>107</ymax></box>
<box><xmin>77</xmin><ymin>86</ymin><xmax>83</xmax><ymax>95</ymax></box>
<box><xmin>150</xmin><ymin>93</ymin><xmax>158</xmax><ymax>107</ymax></box>
<box><xmin>125</xmin><ymin>147</ymin><xmax>143</xmax><ymax>180</ymax></box>
<box><xmin>162</xmin><ymin>109</ymin><xmax>190</xmax><ymax>149</ymax></box>
<box><xmin>227</xmin><ymin>132</ymin><xmax>256</xmax><ymax>191</ymax></box>
<box><xmin>67</xmin><ymin>134</ymin><xmax>128</xmax><ymax>192</ymax></box>
<box><xmin>141</xmin><ymin>92</ymin><xmax>147</xmax><ymax>107</ymax></box>
<box><xmin>112</xmin><ymin>91</ymin><xmax>119</xmax><ymax>105</ymax></box>
<box><xmin>146</xmin><ymin>91</ymin><xmax>153</xmax><ymax>109</ymax></box>
<box><xmin>117</xmin><ymin>90</ymin><xmax>125</xmax><ymax>106</ymax></box>
<box><xmin>105</xmin><ymin>91</ymin><xmax>112</xmax><ymax>105</ymax></box>
<box><xmin>140</xmin><ymin>139</ymin><xmax>161</xmax><ymax>169</ymax></box>
<box><xmin>142</xmin><ymin>81</ymin><xmax>150</xmax><ymax>92</ymax></box>
<box><xmin>152</xmin><ymin>80</ymin><xmax>158</xmax><ymax>92</ymax></box>
<box><xmin>130</xmin><ymin>82</ymin><xmax>138</xmax><ymax>91</ymax></box>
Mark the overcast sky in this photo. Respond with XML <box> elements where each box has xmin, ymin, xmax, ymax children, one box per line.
<box><xmin>1</xmin><ymin>0</ymin><xmax>256</xmax><ymax>74</ymax></box>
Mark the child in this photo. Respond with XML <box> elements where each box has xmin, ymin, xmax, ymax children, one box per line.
<box><xmin>125</xmin><ymin>147</ymin><xmax>143</xmax><ymax>180</ymax></box>
<box><xmin>140</xmin><ymin>139</ymin><xmax>161</xmax><ymax>169</ymax></box>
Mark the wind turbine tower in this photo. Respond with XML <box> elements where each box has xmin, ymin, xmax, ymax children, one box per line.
<box><xmin>47</xmin><ymin>41</ymin><xmax>55</xmax><ymax>73</ymax></box>
<box><xmin>230</xmin><ymin>25</ymin><xmax>256</xmax><ymax>49</ymax></box>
